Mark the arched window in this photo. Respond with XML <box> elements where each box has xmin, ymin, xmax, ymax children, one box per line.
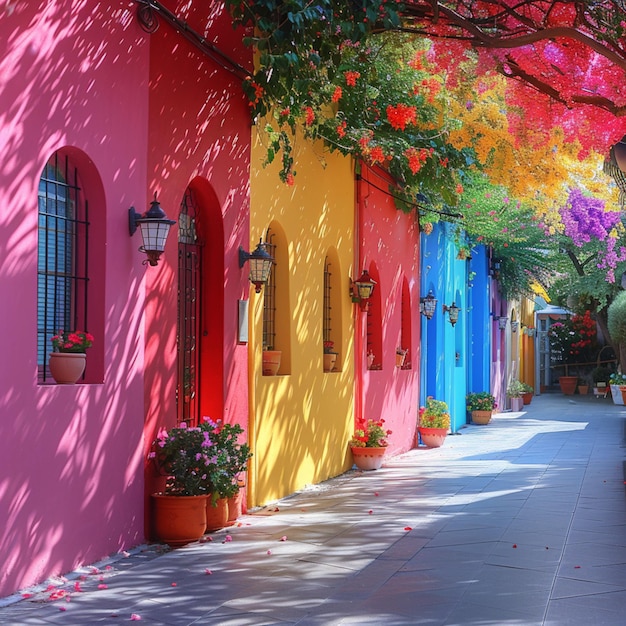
<box><xmin>262</xmin><ymin>223</ymin><xmax>290</xmax><ymax>375</ymax></box>
<box><xmin>366</xmin><ymin>263</ymin><xmax>382</xmax><ymax>370</ymax></box>
<box><xmin>323</xmin><ymin>249</ymin><xmax>342</xmax><ymax>372</ymax></box>
<box><xmin>399</xmin><ymin>277</ymin><xmax>412</xmax><ymax>369</ymax></box>
<box><xmin>37</xmin><ymin>152</ymin><xmax>89</xmax><ymax>383</ymax></box>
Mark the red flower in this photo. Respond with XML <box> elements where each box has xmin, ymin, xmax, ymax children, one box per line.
<box><xmin>331</xmin><ymin>86</ymin><xmax>343</xmax><ymax>102</ymax></box>
<box><xmin>369</xmin><ymin>146</ymin><xmax>385</xmax><ymax>164</ymax></box>
<box><xmin>407</xmin><ymin>50</ymin><xmax>424</xmax><ymax>71</ymax></box>
<box><xmin>344</xmin><ymin>70</ymin><xmax>361</xmax><ymax>86</ymax></box>
<box><xmin>304</xmin><ymin>106</ymin><xmax>315</xmax><ymax>126</ymax></box>
<box><xmin>386</xmin><ymin>103</ymin><xmax>417</xmax><ymax>131</ymax></box>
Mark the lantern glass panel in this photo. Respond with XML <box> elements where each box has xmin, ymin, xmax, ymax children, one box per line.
<box><xmin>139</xmin><ymin>220</ymin><xmax>172</xmax><ymax>253</ymax></box>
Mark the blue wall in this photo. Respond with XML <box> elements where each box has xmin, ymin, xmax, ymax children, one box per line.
<box><xmin>420</xmin><ymin>223</ymin><xmax>473</xmax><ymax>432</ymax></box>
<box><xmin>467</xmin><ymin>246</ymin><xmax>491</xmax><ymax>399</ymax></box>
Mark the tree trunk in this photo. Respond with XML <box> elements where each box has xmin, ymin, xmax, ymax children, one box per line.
<box><xmin>594</xmin><ymin>307</ymin><xmax>619</xmax><ymax>368</ymax></box>
<box><xmin>619</xmin><ymin>343</ymin><xmax>626</xmax><ymax>373</ymax></box>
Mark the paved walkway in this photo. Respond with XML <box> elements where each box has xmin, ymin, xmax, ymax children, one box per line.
<box><xmin>2</xmin><ymin>393</ymin><xmax>625</xmax><ymax>625</ymax></box>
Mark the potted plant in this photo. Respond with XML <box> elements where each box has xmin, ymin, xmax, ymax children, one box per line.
<box><xmin>349</xmin><ymin>418</ymin><xmax>391</xmax><ymax>470</ymax></box>
<box><xmin>396</xmin><ymin>347</ymin><xmax>408</xmax><ymax>368</ymax></box>
<box><xmin>520</xmin><ymin>382</ymin><xmax>534</xmax><ymax>405</ymax></box>
<box><xmin>506</xmin><ymin>380</ymin><xmax>525</xmax><ymax>412</ymax></box>
<box><xmin>49</xmin><ymin>329</ymin><xmax>94</xmax><ymax>384</ymax></box>
<box><xmin>323</xmin><ymin>340</ymin><xmax>338</xmax><ymax>372</ymax></box>
<box><xmin>466</xmin><ymin>392</ymin><xmax>497</xmax><ymax>425</ymax></box>
<box><xmin>609</xmin><ymin>372</ymin><xmax>626</xmax><ymax>405</ymax></box>
<box><xmin>209</xmin><ymin>420</ymin><xmax>252</xmax><ymax>527</ymax></box>
<box><xmin>262</xmin><ymin>344</ymin><xmax>281</xmax><ymax>376</ymax></box>
<box><xmin>591</xmin><ymin>365</ymin><xmax>611</xmax><ymax>398</ymax></box>
<box><xmin>149</xmin><ymin>422</ymin><xmax>211</xmax><ymax>546</ymax></box>
<box><xmin>577</xmin><ymin>376</ymin><xmax>589</xmax><ymax>395</ymax></box>
<box><xmin>418</xmin><ymin>398</ymin><xmax>450</xmax><ymax>448</ymax></box>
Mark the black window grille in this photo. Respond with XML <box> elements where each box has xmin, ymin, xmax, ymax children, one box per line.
<box><xmin>323</xmin><ymin>258</ymin><xmax>333</xmax><ymax>343</ymax></box>
<box><xmin>37</xmin><ymin>152</ymin><xmax>89</xmax><ymax>383</ymax></box>
<box><xmin>262</xmin><ymin>232</ymin><xmax>276</xmax><ymax>350</ymax></box>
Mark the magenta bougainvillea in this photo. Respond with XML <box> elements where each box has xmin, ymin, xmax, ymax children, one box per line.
<box><xmin>558</xmin><ymin>189</ymin><xmax>626</xmax><ymax>283</ymax></box>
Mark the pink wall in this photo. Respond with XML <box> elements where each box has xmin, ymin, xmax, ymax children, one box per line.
<box><xmin>0</xmin><ymin>0</ymin><xmax>251</xmax><ymax>596</ymax></box>
<box><xmin>0</xmin><ymin>2</ymin><xmax>149</xmax><ymax>596</ymax></box>
<box><xmin>357</xmin><ymin>166</ymin><xmax>421</xmax><ymax>455</ymax></box>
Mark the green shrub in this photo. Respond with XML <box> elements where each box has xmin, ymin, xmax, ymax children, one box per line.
<box><xmin>608</xmin><ymin>292</ymin><xmax>626</xmax><ymax>343</ymax></box>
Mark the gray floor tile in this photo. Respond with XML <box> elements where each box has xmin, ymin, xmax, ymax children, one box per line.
<box><xmin>4</xmin><ymin>394</ymin><xmax>626</xmax><ymax>626</ymax></box>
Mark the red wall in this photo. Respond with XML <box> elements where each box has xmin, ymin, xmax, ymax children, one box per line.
<box><xmin>357</xmin><ymin>166</ymin><xmax>421</xmax><ymax>455</ymax></box>
<box><xmin>141</xmin><ymin>1</ymin><xmax>252</xmax><ymax>537</ymax></box>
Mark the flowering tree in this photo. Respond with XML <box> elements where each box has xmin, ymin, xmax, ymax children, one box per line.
<box><xmin>549</xmin><ymin>311</ymin><xmax>599</xmax><ymax>367</ymax></box>
<box><xmin>400</xmin><ymin>1</ymin><xmax>626</xmax><ymax>152</ymax></box>
<box><xmin>220</xmin><ymin>0</ymin><xmax>626</xmax><ymax>301</ymax></box>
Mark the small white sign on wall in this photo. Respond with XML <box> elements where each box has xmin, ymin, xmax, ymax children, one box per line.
<box><xmin>238</xmin><ymin>299</ymin><xmax>249</xmax><ymax>343</ymax></box>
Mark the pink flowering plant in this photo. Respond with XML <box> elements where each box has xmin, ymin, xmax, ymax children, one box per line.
<box><xmin>349</xmin><ymin>418</ymin><xmax>391</xmax><ymax>448</ymax></box>
<box><xmin>150</xmin><ymin>420</ymin><xmax>216</xmax><ymax>496</ymax></box>
<box><xmin>51</xmin><ymin>330</ymin><xmax>94</xmax><ymax>353</ymax></box>
<box><xmin>150</xmin><ymin>418</ymin><xmax>252</xmax><ymax>500</ymax></box>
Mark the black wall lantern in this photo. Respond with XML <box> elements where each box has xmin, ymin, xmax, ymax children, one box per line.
<box><xmin>443</xmin><ymin>302</ymin><xmax>460</xmax><ymax>326</ymax></box>
<box><xmin>239</xmin><ymin>239</ymin><xmax>274</xmax><ymax>293</ymax></box>
<box><xmin>350</xmin><ymin>269</ymin><xmax>376</xmax><ymax>311</ymax></box>
<box><xmin>419</xmin><ymin>290</ymin><xmax>438</xmax><ymax>320</ymax></box>
<box><xmin>129</xmin><ymin>193</ymin><xmax>176</xmax><ymax>267</ymax></box>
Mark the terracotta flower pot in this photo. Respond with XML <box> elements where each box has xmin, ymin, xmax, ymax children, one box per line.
<box><xmin>522</xmin><ymin>392</ymin><xmax>533</xmax><ymax>405</ymax></box>
<box><xmin>471</xmin><ymin>410</ymin><xmax>492</xmax><ymax>425</ymax></box>
<box><xmin>226</xmin><ymin>490</ymin><xmax>243</xmax><ymax>526</ymax></box>
<box><xmin>559</xmin><ymin>376</ymin><xmax>578</xmax><ymax>395</ymax></box>
<box><xmin>323</xmin><ymin>352</ymin><xmax>338</xmax><ymax>372</ymax></box>
<box><xmin>350</xmin><ymin>446</ymin><xmax>386</xmax><ymax>471</ymax></box>
<box><xmin>262</xmin><ymin>350</ymin><xmax>281</xmax><ymax>376</ymax></box>
<box><xmin>418</xmin><ymin>427</ymin><xmax>447</xmax><ymax>448</ymax></box>
<box><xmin>49</xmin><ymin>352</ymin><xmax>86</xmax><ymax>384</ymax></box>
<box><xmin>152</xmin><ymin>494</ymin><xmax>207</xmax><ymax>547</ymax></box>
<box><xmin>205</xmin><ymin>497</ymin><xmax>229</xmax><ymax>532</ymax></box>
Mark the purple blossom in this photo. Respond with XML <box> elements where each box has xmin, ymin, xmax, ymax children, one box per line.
<box><xmin>559</xmin><ymin>189</ymin><xmax>618</xmax><ymax>246</ymax></box>
<box><xmin>559</xmin><ymin>188</ymin><xmax>625</xmax><ymax>282</ymax></box>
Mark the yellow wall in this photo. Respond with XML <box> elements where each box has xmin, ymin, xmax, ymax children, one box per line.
<box><xmin>520</xmin><ymin>296</ymin><xmax>536</xmax><ymax>389</ymax></box>
<box><xmin>248</xmin><ymin>131</ymin><xmax>356</xmax><ymax>507</ymax></box>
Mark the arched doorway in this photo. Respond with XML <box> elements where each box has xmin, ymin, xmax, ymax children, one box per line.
<box><xmin>176</xmin><ymin>181</ymin><xmax>224</xmax><ymax>425</ymax></box>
